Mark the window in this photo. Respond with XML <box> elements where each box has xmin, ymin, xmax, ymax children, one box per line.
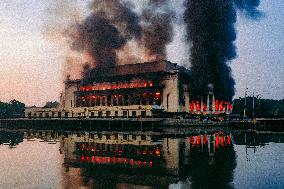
<box><xmin>102</xmin><ymin>96</ymin><xmax>106</xmax><ymax>106</ymax></box>
<box><xmin>123</xmin><ymin>134</ymin><xmax>127</xmax><ymax>140</ymax></box>
<box><xmin>142</xmin><ymin>92</ymin><xmax>147</xmax><ymax>105</ymax></box>
<box><xmin>98</xmin><ymin>133</ymin><xmax>102</xmax><ymax>139</ymax></box>
<box><xmin>132</xmin><ymin>111</ymin><xmax>136</xmax><ymax>117</ymax></box>
<box><xmin>149</xmin><ymin>92</ymin><xmax>154</xmax><ymax>105</ymax></box>
<box><xmin>96</xmin><ymin>96</ymin><xmax>101</xmax><ymax>106</ymax></box>
<box><xmin>58</xmin><ymin>112</ymin><xmax>61</xmax><ymax>118</ymax></box>
<box><xmin>90</xmin><ymin>134</ymin><xmax>94</xmax><ymax>139</ymax></box>
<box><xmin>115</xmin><ymin>111</ymin><xmax>118</xmax><ymax>117</ymax></box>
<box><xmin>118</xmin><ymin>95</ymin><xmax>123</xmax><ymax>106</ymax></box>
<box><xmin>123</xmin><ymin>111</ymin><xmax>128</xmax><ymax>117</ymax></box>
<box><xmin>124</xmin><ymin>95</ymin><xmax>128</xmax><ymax>105</ymax></box>
<box><xmin>65</xmin><ymin>112</ymin><xmax>69</xmax><ymax>117</ymax></box>
<box><xmin>106</xmin><ymin>111</ymin><xmax>111</xmax><ymax>117</ymax></box>
<box><xmin>107</xmin><ymin>95</ymin><xmax>111</xmax><ymax>106</ymax></box>
<box><xmin>91</xmin><ymin>96</ymin><xmax>96</xmax><ymax>106</ymax></box>
<box><xmin>98</xmin><ymin>111</ymin><xmax>102</xmax><ymax>117</ymax></box>
<box><xmin>90</xmin><ymin>112</ymin><xmax>95</xmax><ymax>117</ymax></box>
<box><xmin>129</xmin><ymin>94</ymin><xmax>134</xmax><ymax>105</ymax></box>
<box><xmin>141</xmin><ymin>111</ymin><xmax>146</xmax><ymax>117</ymax></box>
<box><xmin>135</xmin><ymin>94</ymin><xmax>140</xmax><ymax>105</ymax></box>
<box><xmin>113</xmin><ymin>95</ymin><xmax>117</xmax><ymax>106</ymax></box>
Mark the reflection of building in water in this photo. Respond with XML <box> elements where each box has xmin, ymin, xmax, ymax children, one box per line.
<box><xmin>59</xmin><ymin>131</ymin><xmax>236</xmax><ymax>189</ymax></box>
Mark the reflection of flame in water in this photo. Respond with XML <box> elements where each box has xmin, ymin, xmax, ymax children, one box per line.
<box><xmin>57</xmin><ymin>132</ymin><xmax>236</xmax><ymax>189</ymax></box>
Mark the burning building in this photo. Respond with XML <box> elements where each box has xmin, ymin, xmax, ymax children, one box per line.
<box><xmin>25</xmin><ymin>60</ymin><xmax>232</xmax><ymax>119</ymax></box>
<box><xmin>24</xmin><ymin>0</ymin><xmax>261</xmax><ymax>119</ymax></box>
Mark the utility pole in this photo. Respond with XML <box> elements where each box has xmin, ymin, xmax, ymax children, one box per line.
<box><xmin>252</xmin><ymin>91</ymin><xmax>255</xmax><ymax>121</ymax></box>
<box><xmin>244</xmin><ymin>88</ymin><xmax>248</xmax><ymax>118</ymax></box>
<box><xmin>258</xmin><ymin>95</ymin><xmax>261</xmax><ymax>117</ymax></box>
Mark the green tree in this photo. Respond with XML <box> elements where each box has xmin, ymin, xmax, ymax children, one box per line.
<box><xmin>43</xmin><ymin>101</ymin><xmax>60</xmax><ymax>108</ymax></box>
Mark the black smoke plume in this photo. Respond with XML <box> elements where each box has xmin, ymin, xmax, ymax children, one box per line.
<box><xmin>234</xmin><ymin>0</ymin><xmax>263</xmax><ymax>18</ymax></box>
<box><xmin>71</xmin><ymin>14</ymin><xmax>126</xmax><ymax>67</ymax></box>
<box><xmin>184</xmin><ymin>0</ymin><xmax>262</xmax><ymax>100</ymax></box>
<box><xmin>89</xmin><ymin>0</ymin><xmax>142</xmax><ymax>40</ymax></box>
<box><xmin>70</xmin><ymin>0</ymin><xmax>141</xmax><ymax>68</ymax></box>
<box><xmin>141</xmin><ymin>0</ymin><xmax>175</xmax><ymax>59</ymax></box>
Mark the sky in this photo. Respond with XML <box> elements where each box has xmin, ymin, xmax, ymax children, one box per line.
<box><xmin>0</xmin><ymin>0</ymin><xmax>283</xmax><ymax>106</ymax></box>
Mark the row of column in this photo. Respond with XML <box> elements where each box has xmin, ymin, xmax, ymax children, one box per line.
<box><xmin>77</xmin><ymin>92</ymin><xmax>161</xmax><ymax>107</ymax></box>
<box><xmin>189</xmin><ymin>95</ymin><xmax>232</xmax><ymax>114</ymax></box>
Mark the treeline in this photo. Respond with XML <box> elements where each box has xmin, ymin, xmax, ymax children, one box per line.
<box><xmin>0</xmin><ymin>100</ymin><xmax>25</xmax><ymax>118</ymax></box>
<box><xmin>232</xmin><ymin>97</ymin><xmax>284</xmax><ymax>118</ymax></box>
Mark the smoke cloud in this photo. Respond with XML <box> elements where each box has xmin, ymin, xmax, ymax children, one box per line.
<box><xmin>62</xmin><ymin>0</ymin><xmax>263</xmax><ymax>100</ymax></box>
<box><xmin>69</xmin><ymin>0</ymin><xmax>143</xmax><ymax>67</ymax></box>
<box><xmin>183</xmin><ymin>0</ymin><xmax>262</xmax><ymax>100</ymax></box>
<box><xmin>140</xmin><ymin>0</ymin><xmax>175</xmax><ymax>60</ymax></box>
<box><xmin>70</xmin><ymin>14</ymin><xmax>126</xmax><ymax>67</ymax></box>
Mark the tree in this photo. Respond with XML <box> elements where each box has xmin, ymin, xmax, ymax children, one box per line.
<box><xmin>232</xmin><ymin>97</ymin><xmax>284</xmax><ymax>118</ymax></box>
<box><xmin>0</xmin><ymin>99</ymin><xmax>25</xmax><ymax>118</ymax></box>
<box><xmin>43</xmin><ymin>101</ymin><xmax>60</xmax><ymax>108</ymax></box>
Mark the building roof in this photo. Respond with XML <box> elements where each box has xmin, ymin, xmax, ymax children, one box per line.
<box><xmin>89</xmin><ymin>60</ymin><xmax>190</xmax><ymax>80</ymax></box>
<box><xmin>65</xmin><ymin>60</ymin><xmax>191</xmax><ymax>84</ymax></box>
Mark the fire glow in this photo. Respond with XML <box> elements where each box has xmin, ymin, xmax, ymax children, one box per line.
<box><xmin>189</xmin><ymin>100</ymin><xmax>233</xmax><ymax>113</ymax></box>
<box><xmin>188</xmin><ymin>134</ymin><xmax>232</xmax><ymax>148</ymax></box>
<box><xmin>80</xmin><ymin>81</ymin><xmax>153</xmax><ymax>92</ymax></box>
<box><xmin>80</xmin><ymin>156</ymin><xmax>153</xmax><ymax>168</ymax></box>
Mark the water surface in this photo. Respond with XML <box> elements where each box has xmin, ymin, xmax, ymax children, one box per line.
<box><xmin>0</xmin><ymin>130</ymin><xmax>283</xmax><ymax>189</ymax></box>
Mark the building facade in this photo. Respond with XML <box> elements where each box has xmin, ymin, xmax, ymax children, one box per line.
<box><xmin>25</xmin><ymin>61</ymin><xmax>232</xmax><ymax>118</ymax></box>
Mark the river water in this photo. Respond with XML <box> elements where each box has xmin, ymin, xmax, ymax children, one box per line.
<box><xmin>0</xmin><ymin>129</ymin><xmax>283</xmax><ymax>189</ymax></box>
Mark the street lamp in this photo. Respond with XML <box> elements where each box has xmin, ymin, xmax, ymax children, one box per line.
<box><xmin>244</xmin><ymin>88</ymin><xmax>248</xmax><ymax>118</ymax></box>
<box><xmin>252</xmin><ymin>91</ymin><xmax>255</xmax><ymax>120</ymax></box>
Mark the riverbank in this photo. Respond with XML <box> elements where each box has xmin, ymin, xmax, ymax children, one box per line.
<box><xmin>0</xmin><ymin>118</ymin><xmax>282</xmax><ymax>132</ymax></box>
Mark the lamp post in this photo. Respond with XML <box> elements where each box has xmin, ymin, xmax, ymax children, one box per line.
<box><xmin>255</xmin><ymin>94</ymin><xmax>260</xmax><ymax>117</ymax></box>
<box><xmin>252</xmin><ymin>91</ymin><xmax>255</xmax><ymax>120</ymax></box>
<box><xmin>258</xmin><ymin>95</ymin><xmax>261</xmax><ymax>117</ymax></box>
<box><xmin>244</xmin><ymin>88</ymin><xmax>248</xmax><ymax>118</ymax></box>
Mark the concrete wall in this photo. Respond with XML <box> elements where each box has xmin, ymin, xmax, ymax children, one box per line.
<box><xmin>25</xmin><ymin>105</ymin><xmax>156</xmax><ymax>118</ymax></box>
<box><xmin>64</xmin><ymin>84</ymin><xmax>78</xmax><ymax>110</ymax></box>
<box><xmin>162</xmin><ymin>73</ymin><xmax>180</xmax><ymax>112</ymax></box>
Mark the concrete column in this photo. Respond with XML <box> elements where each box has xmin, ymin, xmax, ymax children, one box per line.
<box><xmin>111</xmin><ymin>95</ymin><xmax>113</xmax><ymax>106</ymax></box>
<box><xmin>207</xmin><ymin>95</ymin><xmax>210</xmax><ymax>114</ymax></box>
<box><xmin>226</xmin><ymin>102</ymin><xmax>229</xmax><ymax>114</ymax></box>
<box><xmin>89</xmin><ymin>98</ymin><xmax>92</xmax><ymax>107</ymax></box>
<box><xmin>208</xmin><ymin>135</ymin><xmax>211</xmax><ymax>154</ymax></box>
<box><xmin>184</xmin><ymin>92</ymin><xmax>190</xmax><ymax>112</ymax></box>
